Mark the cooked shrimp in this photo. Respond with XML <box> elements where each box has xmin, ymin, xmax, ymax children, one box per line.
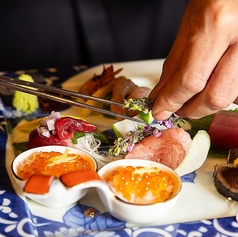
<box><xmin>128</xmin><ymin>86</ymin><xmax>151</xmax><ymax>99</ymax></box>
<box><xmin>111</xmin><ymin>77</ymin><xmax>138</xmax><ymax>120</ymax></box>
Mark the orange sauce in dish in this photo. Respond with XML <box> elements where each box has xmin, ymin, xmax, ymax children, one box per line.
<box><xmin>105</xmin><ymin>166</ymin><xmax>176</xmax><ymax>204</ymax></box>
<box><xmin>17</xmin><ymin>149</ymin><xmax>94</xmax><ymax>179</ymax></box>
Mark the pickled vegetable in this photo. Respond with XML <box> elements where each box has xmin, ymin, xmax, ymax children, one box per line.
<box><xmin>12</xmin><ymin>74</ymin><xmax>39</xmax><ymax>113</ymax></box>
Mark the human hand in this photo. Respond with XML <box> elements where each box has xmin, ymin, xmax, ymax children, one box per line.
<box><xmin>149</xmin><ymin>0</ymin><xmax>238</xmax><ymax>120</ymax></box>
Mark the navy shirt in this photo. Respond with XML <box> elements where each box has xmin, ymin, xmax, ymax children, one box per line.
<box><xmin>0</xmin><ymin>0</ymin><xmax>188</xmax><ymax>71</ymax></box>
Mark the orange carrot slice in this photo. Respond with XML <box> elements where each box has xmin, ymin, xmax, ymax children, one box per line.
<box><xmin>61</xmin><ymin>170</ymin><xmax>101</xmax><ymax>188</ymax></box>
<box><xmin>24</xmin><ymin>174</ymin><xmax>53</xmax><ymax>194</ymax></box>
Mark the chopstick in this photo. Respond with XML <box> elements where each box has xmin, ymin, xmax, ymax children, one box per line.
<box><xmin>0</xmin><ymin>75</ymin><xmax>143</xmax><ymax>123</ymax></box>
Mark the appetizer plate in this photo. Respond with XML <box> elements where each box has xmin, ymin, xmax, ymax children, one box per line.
<box><xmin>1</xmin><ymin>59</ymin><xmax>238</xmax><ymax>236</ymax></box>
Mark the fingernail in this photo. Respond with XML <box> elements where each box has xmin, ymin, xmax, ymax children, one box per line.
<box><xmin>153</xmin><ymin>110</ymin><xmax>173</xmax><ymax>120</ymax></box>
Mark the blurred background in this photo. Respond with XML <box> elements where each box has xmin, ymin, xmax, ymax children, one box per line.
<box><xmin>0</xmin><ymin>0</ymin><xmax>188</xmax><ymax>71</ymax></box>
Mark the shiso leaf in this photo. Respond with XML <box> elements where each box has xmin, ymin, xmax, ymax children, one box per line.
<box><xmin>12</xmin><ymin>142</ymin><xmax>28</xmax><ymax>153</ymax></box>
<box><xmin>188</xmin><ymin>115</ymin><xmax>214</xmax><ymax>138</ymax></box>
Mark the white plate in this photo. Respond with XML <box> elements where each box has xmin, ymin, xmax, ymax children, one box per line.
<box><xmin>8</xmin><ymin>59</ymin><xmax>238</xmax><ymax>227</ymax></box>
<box><xmin>62</xmin><ymin>59</ymin><xmax>163</xmax><ymax>92</ymax></box>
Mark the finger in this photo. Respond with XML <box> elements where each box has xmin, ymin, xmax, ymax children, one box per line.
<box><xmin>176</xmin><ymin>43</ymin><xmax>238</xmax><ymax>119</ymax></box>
<box><xmin>152</xmin><ymin>25</ymin><xmax>230</xmax><ymax>120</ymax></box>
<box><xmin>149</xmin><ymin>5</ymin><xmax>191</xmax><ymax>100</ymax></box>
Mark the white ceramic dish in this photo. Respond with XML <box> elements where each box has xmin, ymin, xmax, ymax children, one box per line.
<box><xmin>11</xmin><ymin>145</ymin><xmax>97</xmax><ymax>208</ymax></box>
<box><xmin>11</xmin><ymin>144</ymin><xmax>181</xmax><ymax>223</ymax></box>
<box><xmin>97</xmin><ymin>159</ymin><xmax>182</xmax><ymax>224</ymax></box>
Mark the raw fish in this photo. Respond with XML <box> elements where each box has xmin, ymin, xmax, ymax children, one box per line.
<box><xmin>28</xmin><ymin>117</ymin><xmax>96</xmax><ymax>149</ymax></box>
<box><xmin>125</xmin><ymin>128</ymin><xmax>192</xmax><ymax>169</ymax></box>
<box><xmin>208</xmin><ymin>110</ymin><xmax>238</xmax><ymax>149</ymax></box>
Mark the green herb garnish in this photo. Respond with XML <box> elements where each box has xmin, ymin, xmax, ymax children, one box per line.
<box><xmin>109</xmin><ymin>125</ymin><xmax>159</xmax><ymax>156</ymax></box>
<box><xmin>123</xmin><ymin>97</ymin><xmax>153</xmax><ymax>114</ymax></box>
<box><xmin>109</xmin><ymin>114</ymin><xmax>185</xmax><ymax>156</ymax></box>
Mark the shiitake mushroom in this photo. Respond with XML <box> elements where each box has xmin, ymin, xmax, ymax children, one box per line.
<box><xmin>227</xmin><ymin>148</ymin><xmax>238</xmax><ymax>164</ymax></box>
<box><xmin>213</xmin><ymin>164</ymin><xmax>238</xmax><ymax>201</ymax></box>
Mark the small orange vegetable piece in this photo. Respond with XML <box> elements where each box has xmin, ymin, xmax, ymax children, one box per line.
<box><xmin>61</xmin><ymin>170</ymin><xmax>102</xmax><ymax>188</ymax></box>
<box><xmin>24</xmin><ymin>174</ymin><xmax>53</xmax><ymax>194</ymax></box>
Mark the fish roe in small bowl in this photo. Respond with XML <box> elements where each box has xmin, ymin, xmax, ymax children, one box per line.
<box><xmin>97</xmin><ymin>159</ymin><xmax>182</xmax><ymax>224</ymax></box>
<box><xmin>11</xmin><ymin>145</ymin><xmax>97</xmax><ymax>208</ymax></box>
<box><xmin>11</xmin><ymin>146</ymin><xmax>182</xmax><ymax>224</ymax></box>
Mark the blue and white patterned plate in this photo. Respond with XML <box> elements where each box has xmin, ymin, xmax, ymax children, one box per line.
<box><xmin>0</xmin><ymin>60</ymin><xmax>238</xmax><ymax>236</ymax></box>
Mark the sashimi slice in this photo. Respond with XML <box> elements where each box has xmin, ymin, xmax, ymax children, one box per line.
<box><xmin>28</xmin><ymin>129</ymin><xmax>75</xmax><ymax>149</ymax></box>
<box><xmin>208</xmin><ymin>110</ymin><xmax>238</xmax><ymax>149</ymax></box>
<box><xmin>125</xmin><ymin>128</ymin><xmax>192</xmax><ymax>170</ymax></box>
<box><xmin>55</xmin><ymin>117</ymin><xmax>96</xmax><ymax>140</ymax></box>
<box><xmin>27</xmin><ymin>115</ymin><xmax>97</xmax><ymax>149</ymax></box>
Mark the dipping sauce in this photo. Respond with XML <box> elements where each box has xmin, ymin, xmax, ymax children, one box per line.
<box><xmin>105</xmin><ymin>166</ymin><xmax>176</xmax><ymax>205</ymax></box>
<box><xmin>17</xmin><ymin>149</ymin><xmax>94</xmax><ymax>179</ymax></box>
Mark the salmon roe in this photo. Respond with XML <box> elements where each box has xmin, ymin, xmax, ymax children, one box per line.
<box><xmin>106</xmin><ymin>166</ymin><xmax>176</xmax><ymax>204</ymax></box>
<box><xmin>17</xmin><ymin>150</ymin><xmax>93</xmax><ymax>179</ymax></box>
